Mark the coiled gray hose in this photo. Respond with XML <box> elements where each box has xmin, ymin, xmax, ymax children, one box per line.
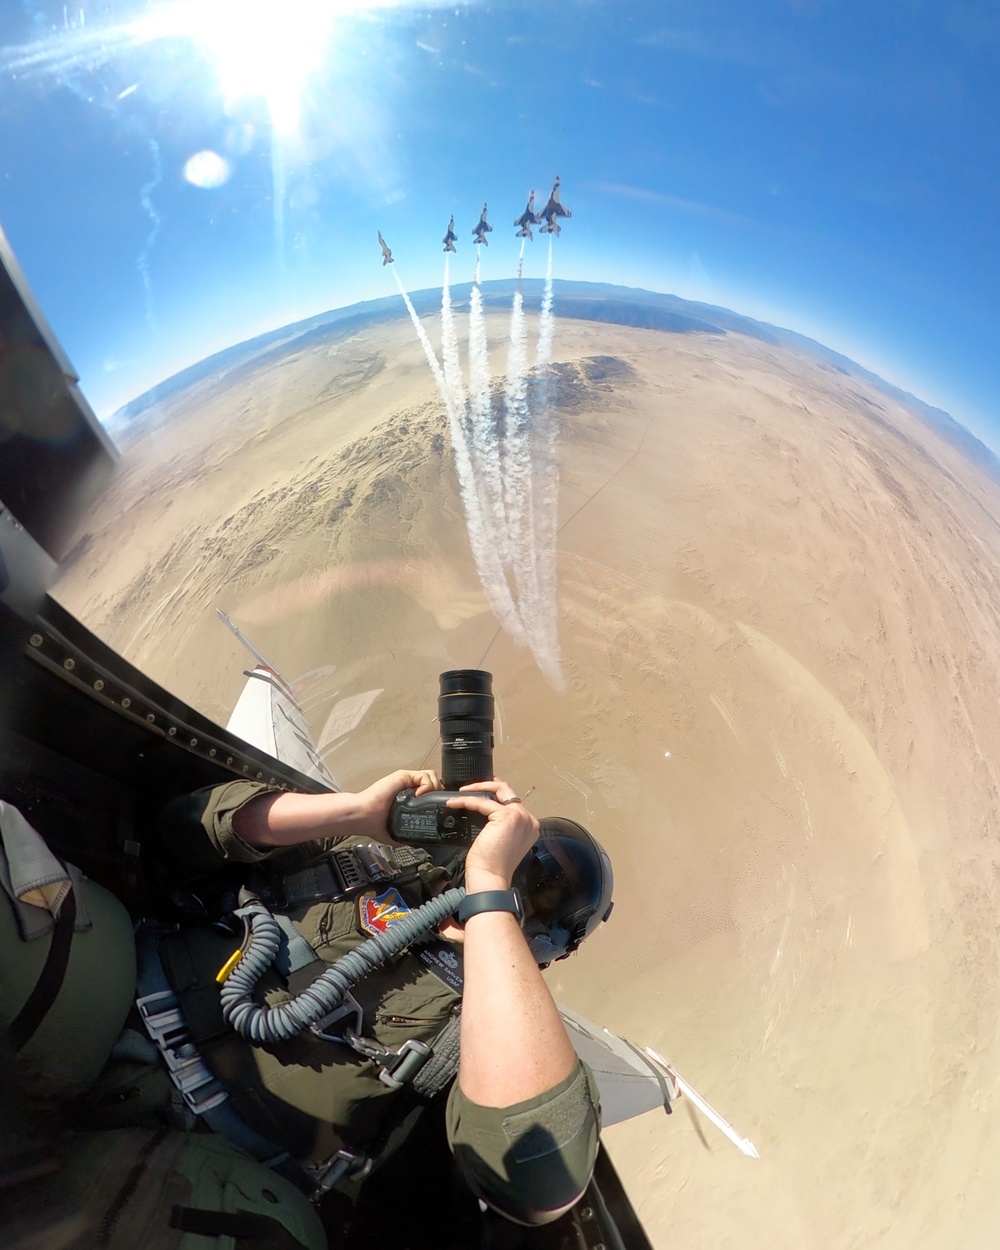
<box><xmin>219</xmin><ymin>887</ymin><xmax>466</xmax><ymax>1045</ymax></box>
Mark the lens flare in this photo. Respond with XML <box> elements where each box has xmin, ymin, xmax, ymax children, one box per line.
<box><xmin>183</xmin><ymin>149</ymin><xmax>231</xmax><ymax>189</ymax></box>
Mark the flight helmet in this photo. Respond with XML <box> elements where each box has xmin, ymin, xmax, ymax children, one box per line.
<box><xmin>513</xmin><ymin>817</ymin><xmax>614</xmax><ymax>967</ymax></box>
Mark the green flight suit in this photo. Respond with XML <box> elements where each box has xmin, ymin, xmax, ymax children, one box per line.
<box><xmin>154</xmin><ymin>781</ymin><xmax>600</xmax><ymax>1225</ymax></box>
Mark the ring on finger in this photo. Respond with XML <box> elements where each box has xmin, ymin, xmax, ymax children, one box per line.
<box><xmin>500</xmin><ymin>796</ymin><xmax>522</xmax><ymax>805</ymax></box>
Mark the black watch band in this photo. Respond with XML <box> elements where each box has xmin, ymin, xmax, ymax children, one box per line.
<box><xmin>458</xmin><ymin>888</ymin><xmax>524</xmax><ymax>924</ymax></box>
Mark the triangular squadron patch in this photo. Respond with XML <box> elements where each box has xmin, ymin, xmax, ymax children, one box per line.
<box><xmin>357</xmin><ymin>886</ymin><xmax>412</xmax><ymax>936</ymax></box>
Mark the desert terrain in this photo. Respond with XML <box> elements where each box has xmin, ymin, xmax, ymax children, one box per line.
<box><xmin>54</xmin><ymin>305</ymin><xmax>1000</xmax><ymax>1248</ymax></box>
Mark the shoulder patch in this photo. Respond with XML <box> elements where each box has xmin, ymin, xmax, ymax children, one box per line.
<box><xmin>357</xmin><ymin>887</ymin><xmax>412</xmax><ymax>936</ymax></box>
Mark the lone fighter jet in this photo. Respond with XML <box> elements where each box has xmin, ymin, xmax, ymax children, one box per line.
<box><xmin>442</xmin><ymin>215</ymin><xmax>457</xmax><ymax>253</ymax></box>
<box><xmin>538</xmin><ymin>176</ymin><xmax>572</xmax><ymax>235</ymax></box>
<box><xmin>472</xmin><ymin>203</ymin><xmax>492</xmax><ymax>246</ymax></box>
<box><xmin>377</xmin><ymin>231</ymin><xmax>394</xmax><ymax>265</ymax></box>
<box><xmin>514</xmin><ymin>191</ymin><xmax>538</xmax><ymax>240</ymax></box>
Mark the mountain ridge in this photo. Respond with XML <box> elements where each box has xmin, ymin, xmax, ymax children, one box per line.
<box><xmin>107</xmin><ymin>281</ymin><xmax>999</xmax><ymax>484</ymax></box>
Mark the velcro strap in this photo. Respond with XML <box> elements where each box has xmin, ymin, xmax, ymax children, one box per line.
<box><xmin>409</xmin><ymin>1014</ymin><xmax>462</xmax><ymax>1099</ymax></box>
<box><xmin>280</xmin><ymin>860</ymin><xmax>348</xmax><ymax>908</ymax></box>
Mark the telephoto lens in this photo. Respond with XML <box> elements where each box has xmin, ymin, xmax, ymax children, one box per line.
<box><xmin>438</xmin><ymin>670</ymin><xmax>494</xmax><ymax>788</ymax></box>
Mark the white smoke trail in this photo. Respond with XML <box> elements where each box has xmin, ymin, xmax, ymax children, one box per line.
<box><xmin>440</xmin><ymin>256</ymin><xmax>466</xmax><ymax>415</ymax></box>
<box><xmin>528</xmin><ymin>235</ymin><xmax>564</xmax><ymax>689</ymax></box>
<box><xmin>501</xmin><ymin>245</ymin><xmax>540</xmax><ymax>641</ymax></box>
<box><xmin>529</xmin><ymin>389</ymin><xmax>564</xmax><ymax>689</ymax></box>
<box><xmin>392</xmin><ymin>267</ymin><xmax>451</xmax><ymax>402</ymax></box>
<box><xmin>536</xmin><ymin>236</ymin><xmax>555</xmax><ymax>365</ymax></box>
<box><xmin>468</xmin><ymin>249</ymin><xmax>509</xmax><ymax>563</ymax></box>
<box><xmin>391</xmin><ymin>266</ymin><xmax>525</xmax><ymax>644</ymax></box>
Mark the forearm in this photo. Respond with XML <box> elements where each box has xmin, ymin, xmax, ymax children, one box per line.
<box><xmin>231</xmin><ymin>789</ymin><xmax>383</xmax><ymax>848</ymax></box>
<box><xmin>458</xmin><ymin>868</ymin><xmax>577</xmax><ymax>1107</ymax></box>
<box><xmin>229</xmin><ymin>767</ymin><xmax>442</xmax><ymax>849</ymax></box>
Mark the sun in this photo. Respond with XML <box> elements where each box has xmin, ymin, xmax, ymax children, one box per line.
<box><xmin>135</xmin><ymin>0</ymin><xmax>348</xmax><ymax>135</ymax></box>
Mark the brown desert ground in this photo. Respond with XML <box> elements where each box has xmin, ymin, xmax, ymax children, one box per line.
<box><xmin>54</xmin><ymin>308</ymin><xmax>1000</xmax><ymax>1248</ymax></box>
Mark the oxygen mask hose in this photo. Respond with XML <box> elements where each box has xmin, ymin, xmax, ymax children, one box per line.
<box><xmin>219</xmin><ymin>887</ymin><xmax>466</xmax><ymax>1046</ymax></box>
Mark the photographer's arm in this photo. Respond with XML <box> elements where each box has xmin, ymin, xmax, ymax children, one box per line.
<box><xmin>451</xmin><ymin>783</ymin><xmax>577</xmax><ymax>1105</ymax></box>
<box><xmin>445</xmin><ymin>781</ymin><xmax>600</xmax><ymax>1225</ymax></box>
<box><xmin>231</xmin><ymin>769</ymin><xmax>441</xmax><ymax>849</ymax></box>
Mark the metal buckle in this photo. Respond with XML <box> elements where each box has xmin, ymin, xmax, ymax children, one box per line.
<box><xmin>136</xmin><ymin>990</ymin><xmax>187</xmax><ymax>1049</ymax></box>
<box><xmin>137</xmin><ymin>987</ymin><xmax>228</xmax><ymax>1115</ymax></box>
<box><xmin>331</xmin><ymin>849</ymin><xmax>366</xmax><ymax>890</ymax></box>
<box><xmin>378</xmin><ymin>1038</ymin><xmax>432</xmax><ymax>1090</ymax></box>
<box><xmin>178</xmin><ymin>1069</ymin><xmax>229</xmax><ymax>1115</ymax></box>
<box><xmin>306</xmin><ymin>1147</ymin><xmax>373</xmax><ymax>1204</ymax></box>
<box><xmin>310</xmin><ymin>993</ymin><xmax>365</xmax><ymax>1043</ymax></box>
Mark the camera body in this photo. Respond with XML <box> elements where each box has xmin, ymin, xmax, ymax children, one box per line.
<box><xmin>388</xmin><ymin>669</ymin><xmax>495</xmax><ymax>848</ymax></box>
<box><xmin>388</xmin><ymin>787</ymin><xmax>491</xmax><ymax>847</ymax></box>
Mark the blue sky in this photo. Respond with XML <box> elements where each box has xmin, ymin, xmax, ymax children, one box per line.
<box><xmin>1</xmin><ymin>0</ymin><xmax>998</xmax><ymax>444</ymax></box>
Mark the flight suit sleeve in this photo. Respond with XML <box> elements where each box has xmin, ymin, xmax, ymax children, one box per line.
<box><xmin>156</xmin><ymin>781</ymin><xmax>328</xmax><ymax>875</ymax></box>
<box><xmin>444</xmin><ymin>1059</ymin><xmax>601</xmax><ymax>1226</ymax></box>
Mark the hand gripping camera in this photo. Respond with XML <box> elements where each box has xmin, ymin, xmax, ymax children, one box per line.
<box><xmin>388</xmin><ymin>669</ymin><xmax>495</xmax><ymax>847</ymax></box>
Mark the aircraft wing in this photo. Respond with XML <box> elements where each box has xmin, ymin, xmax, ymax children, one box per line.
<box><xmin>220</xmin><ymin>611</ymin><xmax>340</xmax><ymax>790</ymax></box>
<box><xmin>560</xmin><ymin>1003</ymin><xmax>760</xmax><ymax>1156</ymax></box>
<box><xmin>226</xmin><ymin>665</ymin><xmax>341</xmax><ymax>791</ymax></box>
<box><xmin>559</xmin><ymin>1003</ymin><xmax>678</xmax><ymax>1124</ymax></box>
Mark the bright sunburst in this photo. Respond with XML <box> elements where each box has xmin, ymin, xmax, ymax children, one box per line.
<box><xmin>136</xmin><ymin>0</ymin><xmax>342</xmax><ymax>135</ymax></box>
<box><xmin>3</xmin><ymin>0</ymin><xmax>459</xmax><ymax>137</ymax></box>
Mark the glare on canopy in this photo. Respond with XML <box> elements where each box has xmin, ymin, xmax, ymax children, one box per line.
<box><xmin>4</xmin><ymin>0</ymin><xmax>458</xmax><ymax>144</ymax></box>
<box><xmin>136</xmin><ymin>0</ymin><xmax>351</xmax><ymax>134</ymax></box>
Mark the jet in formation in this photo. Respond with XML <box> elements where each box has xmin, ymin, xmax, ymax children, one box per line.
<box><xmin>514</xmin><ymin>191</ymin><xmax>538</xmax><ymax>240</ymax></box>
<box><xmin>442</xmin><ymin>215</ymin><xmax>457</xmax><ymax>253</ymax></box>
<box><xmin>0</xmin><ymin>186</ymin><xmax>755</xmax><ymax>1250</ymax></box>
<box><xmin>538</xmin><ymin>176</ymin><xmax>572</xmax><ymax>235</ymax></box>
<box><xmin>472</xmin><ymin>203</ymin><xmax>492</xmax><ymax>246</ymax></box>
<box><xmin>377</xmin><ymin>231</ymin><xmax>394</xmax><ymax>265</ymax></box>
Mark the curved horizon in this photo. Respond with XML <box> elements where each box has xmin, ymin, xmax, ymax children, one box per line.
<box><xmin>104</xmin><ymin>276</ymin><xmax>998</xmax><ymax>475</ymax></box>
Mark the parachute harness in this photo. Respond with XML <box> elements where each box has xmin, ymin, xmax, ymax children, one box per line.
<box><xmin>219</xmin><ymin>886</ymin><xmax>466</xmax><ymax>1084</ymax></box>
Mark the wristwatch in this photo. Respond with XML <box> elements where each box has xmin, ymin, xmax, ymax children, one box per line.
<box><xmin>458</xmin><ymin>888</ymin><xmax>525</xmax><ymax>924</ymax></box>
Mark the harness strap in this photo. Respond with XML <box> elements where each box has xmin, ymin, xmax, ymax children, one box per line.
<box><xmin>8</xmin><ymin>886</ymin><xmax>77</xmax><ymax>1053</ymax></box>
<box><xmin>169</xmin><ymin>1206</ymin><xmax>314</xmax><ymax>1250</ymax></box>
<box><xmin>272</xmin><ymin>914</ymin><xmax>325</xmax><ymax>980</ymax></box>
<box><xmin>135</xmin><ymin>925</ymin><xmax>292</xmax><ymax>1169</ymax></box>
<box><xmin>273</xmin><ymin>844</ymin><xmax>431</xmax><ymax>910</ymax></box>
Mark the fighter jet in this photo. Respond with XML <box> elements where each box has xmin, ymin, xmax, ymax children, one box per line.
<box><xmin>0</xmin><ymin>226</ymin><xmax>753</xmax><ymax>1250</ymax></box>
<box><xmin>538</xmin><ymin>175</ymin><xmax>572</xmax><ymax>236</ymax></box>
<box><xmin>442</xmin><ymin>215</ymin><xmax>457</xmax><ymax>253</ymax></box>
<box><xmin>514</xmin><ymin>191</ymin><xmax>538</xmax><ymax>240</ymax></box>
<box><xmin>377</xmin><ymin>231</ymin><xmax>394</xmax><ymax>265</ymax></box>
<box><xmin>472</xmin><ymin>203</ymin><xmax>492</xmax><ymax>246</ymax></box>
